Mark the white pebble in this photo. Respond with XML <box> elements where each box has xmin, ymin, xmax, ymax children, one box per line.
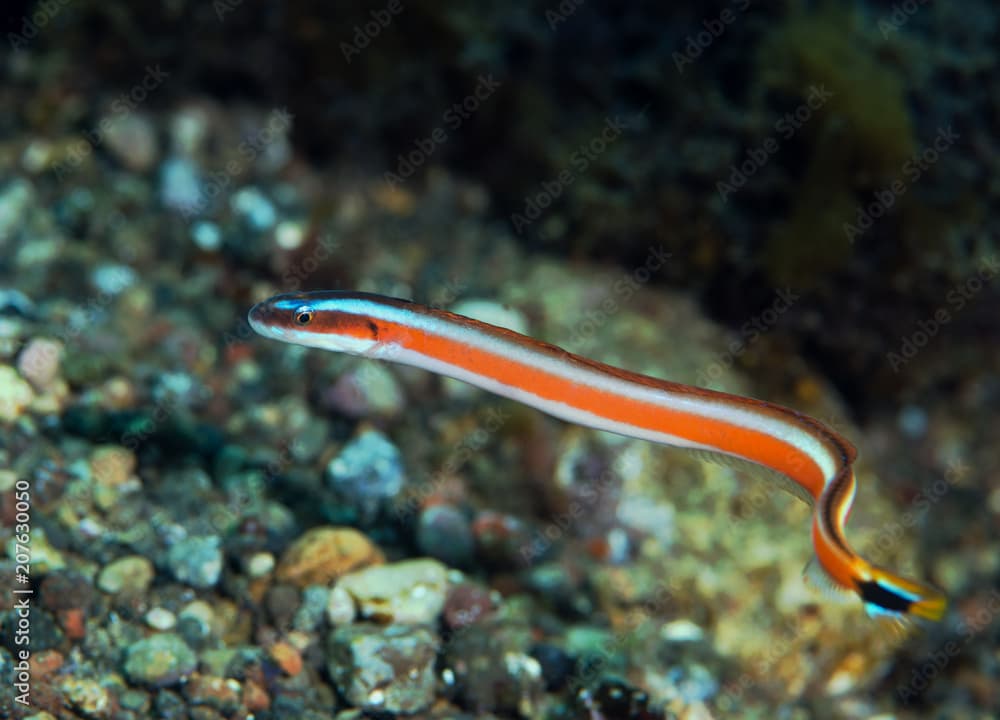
<box><xmin>145</xmin><ymin>607</ymin><xmax>177</xmax><ymax>630</ymax></box>
<box><xmin>191</xmin><ymin>221</ymin><xmax>222</xmax><ymax>252</ymax></box>
<box><xmin>17</xmin><ymin>338</ymin><xmax>62</xmax><ymax>391</ymax></box>
<box><xmin>247</xmin><ymin>551</ymin><xmax>275</xmax><ymax>578</ymax></box>
<box><xmin>275</xmin><ymin>220</ymin><xmax>305</xmax><ymax>250</ymax></box>
<box><xmin>326</xmin><ymin>584</ymin><xmax>357</xmax><ymax>626</ymax></box>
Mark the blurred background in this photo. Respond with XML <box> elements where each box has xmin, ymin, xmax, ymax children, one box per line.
<box><xmin>0</xmin><ymin>1</ymin><xmax>997</xmax><ymax>718</ymax></box>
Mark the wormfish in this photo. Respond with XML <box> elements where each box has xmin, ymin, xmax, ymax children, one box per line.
<box><xmin>249</xmin><ymin>290</ymin><xmax>946</xmax><ymax>624</ymax></box>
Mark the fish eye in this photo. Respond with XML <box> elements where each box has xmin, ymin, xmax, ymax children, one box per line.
<box><xmin>293</xmin><ymin>305</ymin><xmax>314</xmax><ymax>326</ymax></box>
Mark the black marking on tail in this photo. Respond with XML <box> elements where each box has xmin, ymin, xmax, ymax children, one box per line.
<box><xmin>856</xmin><ymin>579</ymin><xmax>913</xmax><ymax>615</ymax></box>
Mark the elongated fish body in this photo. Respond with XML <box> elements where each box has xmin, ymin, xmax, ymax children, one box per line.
<box><xmin>249</xmin><ymin>290</ymin><xmax>946</xmax><ymax>623</ymax></box>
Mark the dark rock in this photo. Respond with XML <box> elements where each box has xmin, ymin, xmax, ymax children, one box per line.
<box><xmin>530</xmin><ymin>643</ymin><xmax>576</xmax><ymax>691</ymax></box>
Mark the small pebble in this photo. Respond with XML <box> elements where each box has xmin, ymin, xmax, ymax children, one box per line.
<box><xmin>661</xmin><ymin>619</ymin><xmax>706</xmax><ymax>643</ymax></box>
<box><xmin>0</xmin><ymin>288</ymin><xmax>35</xmax><ymax>316</ymax></box>
<box><xmin>443</xmin><ymin>582</ymin><xmax>495</xmax><ymax>630</ymax></box>
<box><xmin>242</xmin><ymin>678</ymin><xmax>271</xmax><ymax>713</ymax></box>
<box><xmin>530</xmin><ymin>644</ymin><xmax>575</xmax><ymax>691</ymax></box>
<box><xmin>0</xmin><ymin>179</ymin><xmax>34</xmax><ymax>244</ymax></box>
<box><xmin>662</xmin><ymin>664</ymin><xmax>720</xmax><ymax>704</ymax></box>
<box><xmin>268</xmin><ymin>641</ymin><xmax>303</xmax><ymax>676</ymax></box>
<box><xmin>326</xmin><ymin>584</ymin><xmax>357</xmax><ymax>626</ymax></box>
<box><xmin>416</xmin><ymin>504</ymin><xmax>475</xmax><ymax>568</ymax></box>
<box><xmin>91</xmin><ymin>263</ymin><xmax>137</xmax><ymax>295</ymax></box>
<box><xmin>183</xmin><ymin>674</ymin><xmax>242</xmax><ymax>715</ymax></box>
<box><xmin>582</xmin><ymin>679</ymin><xmax>653</xmax><ymax>719</ymax></box>
<box><xmin>39</xmin><ymin>571</ymin><xmax>93</xmax><ymax>613</ymax></box>
<box><xmin>293</xmin><ymin>585</ymin><xmax>330</xmax><ymax>632</ymax></box>
<box><xmin>328</xmin><ymin>624</ymin><xmax>439</xmax><ymax>715</ymax></box>
<box><xmin>154</xmin><ymin>689</ymin><xmax>188</xmax><ymax>717</ymax></box>
<box><xmin>899</xmin><ymin>404</ymin><xmax>929</xmax><ymax>438</ymax></box>
<box><xmin>276</xmin><ymin>526</ymin><xmax>384</xmax><ymax>587</ymax></box>
<box><xmin>9</xmin><ymin>528</ymin><xmax>65</xmax><ymax>575</ymax></box>
<box><xmin>160</xmin><ymin>156</ymin><xmax>204</xmax><ymax>214</ymax></box>
<box><xmin>564</xmin><ymin>625</ymin><xmax>616</xmax><ymax>661</ymax></box>
<box><xmin>823</xmin><ymin>651</ymin><xmax>878</xmax><ymax>696</ymax></box>
<box><xmin>265</xmin><ymin>584</ymin><xmax>300</xmax><ymax>632</ymax></box>
<box><xmin>102</xmin><ymin>112</ymin><xmax>159</xmax><ymax>172</ymax></box>
<box><xmin>444</xmin><ymin>621</ymin><xmax>545</xmax><ymax>717</ymax></box>
<box><xmin>124</xmin><ymin>633</ymin><xmax>198</xmax><ymax>687</ymax></box>
<box><xmin>146</xmin><ymin>607</ymin><xmax>178</xmax><ymax>631</ymax></box>
<box><xmin>325</xmin><ymin>364</ymin><xmax>405</xmax><ymax>419</ymax></box>
<box><xmin>472</xmin><ymin>511</ymin><xmax>533</xmax><ymax>568</ymax></box>
<box><xmin>191</xmin><ymin>221</ymin><xmax>222</xmax><ymax>252</ymax></box>
<box><xmin>231</xmin><ymin>186</ymin><xmax>277</xmax><ymax>231</ymax></box>
<box><xmin>327</xmin><ymin>429</ymin><xmax>407</xmax><ymax>524</ymax></box>
<box><xmin>59</xmin><ymin>676</ymin><xmax>112</xmax><ymax>718</ymax></box>
<box><xmin>30</xmin><ymin>649</ymin><xmax>65</xmax><ymax>678</ymax></box>
<box><xmin>337</xmin><ymin>558</ymin><xmax>448</xmax><ymax>625</ymax></box>
<box><xmin>16</xmin><ymin>338</ymin><xmax>62</xmax><ymax>391</ymax></box>
<box><xmin>500</xmin><ymin>653</ymin><xmax>544</xmax><ymax>717</ymax></box>
<box><xmin>178</xmin><ymin>600</ymin><xmax>216</xmax><ymax>637</ymax></box>
<box><xmin>617</xmin><ymin>492</ymin><xmax>676</xmax><ymax>546</ymax></box>
<box><xmin>243</xmin><ymin>110</ymin><xmax>293</xmax><ymax>174</ymax></box>
<box><xmin>274</xmin><ymin>219</ymin><xmax>305</xmax><ymax>250</ymax></box>
<box><xmin>0</xmin><ymin>364</ymin><xmax>35</xmax><ymax>421</ymax></box>
<box><xmin>247</xmin><ymin>551</ymin><xmax>275</xmax><ymax>578</ymax></box>
<box><xmin>98</xmin><ymin>555</ymin><xmax>155</xmax><ymax>594</ymax></box>
<box><xmin>169</xmin><ymin>105</ymin><xmax>210</xmax><ymax>156</ymax></box>
<box><xmin>335</xmin><ymin>190</ymin><xmax>368</xmax><ymax>225</ymax></box>
<box><xmin>21</xmin><ymin>139</ymin><xmax>55</xmax><ymax>173</ymax></box>
<box><xmin>166</xmin><ymin>536</ymin><xmax>223</xmax><ymax>589</ymax></box>
<box><xmin>119</xmin><ymin>688</ymin><xmax>152</xmax><ymax>713</ymax></box>
<box><xmin>89</xmin><ymin>445</ymin><xmax>138</xmax><ymax>487</ymax></box>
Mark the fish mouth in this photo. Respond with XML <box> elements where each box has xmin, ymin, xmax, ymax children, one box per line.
<box><xmin>247</xmin><ymin>301</ymin><xmax>284</xmax><ymax>338</ymax></box>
